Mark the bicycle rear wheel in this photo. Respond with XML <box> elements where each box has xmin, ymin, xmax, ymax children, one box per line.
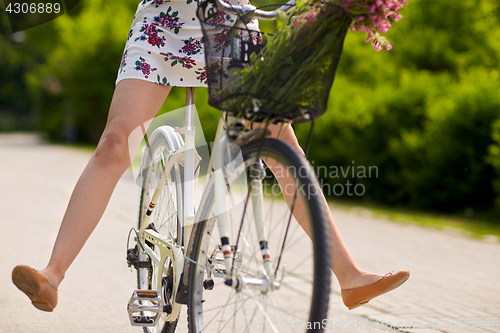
<box><xmin>137</xmin><ymin>127</ymin><xmax>184</xmax><ymax>333</ymax></box>
<box><xmin>187</xmin><ymin>138</ymin><xmax>331</xmax><ymax>333</ymax></box>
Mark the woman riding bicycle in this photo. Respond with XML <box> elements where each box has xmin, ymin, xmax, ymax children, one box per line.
<box><xmin>12</xmin><ymin>0</ymin><xmax>409</xmax><ymax>314</ymax></box>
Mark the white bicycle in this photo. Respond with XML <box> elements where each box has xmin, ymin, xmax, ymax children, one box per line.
<box><xmin>125</xmin><ymin>0</ymin><xmax>352</xmax><ymax>332</ymax></box>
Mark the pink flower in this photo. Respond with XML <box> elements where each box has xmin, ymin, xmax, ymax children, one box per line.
<box><xmin>379</xmin><ymin>23</ymin><xmax>391</xmax><ymax>33</ymax></box>
<box><xmin>371</xmin><ymin>39</ymin><xmax>382</xmax><ymax>51</ymax></box>
<box><xmin>336</xmin><ymin>0</ymin><xmax>407</xmax><ymax>51</ymax></box>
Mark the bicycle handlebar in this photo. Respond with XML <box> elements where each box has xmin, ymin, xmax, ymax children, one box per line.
<box><xmin>214</xmin><ymin>0</ymin><xmax>296</xmax><ymax>21</ymax></box>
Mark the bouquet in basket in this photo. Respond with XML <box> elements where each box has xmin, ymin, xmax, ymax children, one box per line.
<box><xmin>217</xmin><ymin>0</ymin><xmax>407</xmax><ymax>122</ymax></box>
<box><xmin>338</xmin><ymin>0</ymin><xmax>408</xmax><ymax>51</ymax></box>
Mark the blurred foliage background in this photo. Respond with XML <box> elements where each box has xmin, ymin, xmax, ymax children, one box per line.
<box><xmin>1</xmin><ymin>0</ymin><xmax>500</xmax><ymax>216</ymax></box>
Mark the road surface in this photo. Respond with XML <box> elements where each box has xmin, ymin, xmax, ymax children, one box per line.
<box><xmin>1</xmin><ymin>134</ymin><xmax>499</xmax><ymax>333</ymax></box>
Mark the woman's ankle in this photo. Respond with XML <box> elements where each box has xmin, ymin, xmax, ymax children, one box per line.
<box><xmin>38</xmin><ymin>267</ymin><xmax>65</xmax><ymax>289</ymax></box>
<box><xmin>336</xmin><ymin>269</ymin><xmax>384</xmax><ymax>290</ymax></box>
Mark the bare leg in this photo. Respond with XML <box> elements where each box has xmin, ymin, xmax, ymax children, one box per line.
<box><xmin>265</xmin><ymin>123</ymin><xmax>385</xmax><ymax>289</ymax></box>
<box><xmin>38</xmin><ymin>79</ymin><xmax>172</xmax><ymax>288</ymax></box>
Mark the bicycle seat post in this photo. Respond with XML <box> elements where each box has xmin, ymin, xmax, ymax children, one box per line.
<box><xmin>185</xmin><ymin>87</ymin><xmax>196</xmax><ymax>220</ymax></box>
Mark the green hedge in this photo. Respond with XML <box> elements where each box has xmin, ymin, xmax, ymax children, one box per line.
<box><xmin>2</xmin><ymin>0</ymin><xmax>500</xmax><ymax>214</ymax></box>
<box><xmin>298</xmin><ymin>69</ymin><xmax>499</xmax><ymax>212</ymax></box>
<box><xmin>487</xmin><ymin>119</ymin><xmax>500</xmax><ymax>211</ymax></box>
<box><xmin>295</xmin><ymin>0</ymin><xmax>500</xmax><ymax>213</ymax></box>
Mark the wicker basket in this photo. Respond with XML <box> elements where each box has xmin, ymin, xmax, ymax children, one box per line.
<box><xmin>197</xmin><ymin>0</ymin><xmax>351</xmax><ymax>123</ymax></box>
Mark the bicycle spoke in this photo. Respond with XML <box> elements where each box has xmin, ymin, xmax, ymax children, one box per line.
<box><xmin>188</xmin><ymin>138</ymin><xmax>331</xmax><ymax>333</ymax></box>
<box><xmin>243</xmin><ymin>285</ymin><xmax>280</xmax><ymax>333</ymax></box>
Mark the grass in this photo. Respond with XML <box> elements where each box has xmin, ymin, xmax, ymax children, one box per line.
<box><xmin>327</xmin><ymin>198</ymin><xmax>500</xmax><ymax>243</ymax></box>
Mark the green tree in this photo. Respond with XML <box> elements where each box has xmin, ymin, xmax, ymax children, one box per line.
<box><xmin>24</xmin><ymin>0</ymin><xmax>139</xmax><ymax>142</ymax></box>
<box><xmin>486</xmin><ymin>118</ymin><xmax>500</xmax><ymax>210</ymax></box>
<box><xmin>295</xmin><ymin>0</ymin><xmax>500</xmax><ymax>213</ymax></box>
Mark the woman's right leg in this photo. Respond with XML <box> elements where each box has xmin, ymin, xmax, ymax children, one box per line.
<box><xmin>37</xmin><ymin>79</ymin><xmax>172</xmax><ymax>289</ymax></box>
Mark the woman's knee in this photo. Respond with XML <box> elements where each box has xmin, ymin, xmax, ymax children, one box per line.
<box><xmin>94</xmin><ymin>129</ymin><xmax>131</xmax><ymax>167</ymax></box>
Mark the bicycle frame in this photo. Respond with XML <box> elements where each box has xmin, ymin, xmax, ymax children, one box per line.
<box><xmin>135</xmin><ymin>87</ymin><xmax>200</xmax><ymax>322</ymax></box>
<box><xmin>126</xmin><ymin>1</ymin><xmax>337</xmax><ymax>329</ymax></box>
<box><xmin>134</xmin><ymin>86</ymin><xmax>280</xmax><ymax>323</ymax></box>
<box><xmin>132</xmin><ymin>0</ymin><xmax>300</xmax><ymax>323</ymax></box>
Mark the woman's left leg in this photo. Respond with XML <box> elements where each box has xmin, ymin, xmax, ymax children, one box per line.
<box><xmin>264</xmin><ymin>123</ymin><xmax>409</xmax><ymax>309</ymax></box>
<box><xmin>264</xmin><ymin>123</ymin><xmax>384</xmax><ymax>288</ymax></box>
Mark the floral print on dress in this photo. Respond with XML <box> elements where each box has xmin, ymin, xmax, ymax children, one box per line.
<box><xmin>196</xmin><ymin>63</ymin><xmax>226</xmax><ymax>85</ymax></box>
<box><xmin>207</xmin><ymin>10</ymin><xmax>234</xmax><ymax>25</ymax></box>
<box><xmin>116</xmin><ymin>0</ymin><xmax>259</xmax><ymax>87</ymax></box>
<box><xmin>195</xmin><ymin>68</ymin><xmax>207</xmax><ymax>84</ymax></box>
<box><xmin>180</xmin><ymin>37</ymin><xmax>203</xmax><ymax>56</ymax></box>
<box><xmin>160</xmin><ymin>52</ymin><xmax>197</xmax><ymax>69</ymax></box>
<box><xmin>153</xmin><ymin>7</ymin><xmax>183</xmax><ymax>34</ymax></box>
<box><xmin>141</xmin><ymin>0</ymin><xmax>164</xmax><ymax>8</ymax></box>
<box><xmin>135</xmin><ymin>57</ymin><xmax>157</xmax><ymax>79</ymax></box>
<box><xmin>157</xmin><ymin>74</ymin><xmax>170</xmax><ymax>85</ymax></box>
<box><xmin>213</xmin><ymin>27</ymin><xmax>230</xmax><ymax>52</ymax></box>
<box><xmin>119</xmin><ymin>50</ymin><xmax>128</xmax><ymax>74</ymax></box>
<box><xmin>136</xmin><ymin>23</ymin><xmax>166</xmax><ymax>48</ymax></box>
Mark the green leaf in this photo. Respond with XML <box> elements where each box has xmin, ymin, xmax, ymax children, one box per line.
<box><xmin>276</xmin><ymin>10</ymin><xmax>289</xmax><ymax>31</ymax></box>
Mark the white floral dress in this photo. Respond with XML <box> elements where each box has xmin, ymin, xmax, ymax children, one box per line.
<box><xmin>116</xmin><ymin>0</ymin><xmax>255</xmax><ymax>87</ymax></box>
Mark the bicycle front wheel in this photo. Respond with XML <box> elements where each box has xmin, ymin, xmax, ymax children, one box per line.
<box><xmin>187</xmin><ymin>138</ymin><xmax>331</xmax><ymax>333</ymax></box>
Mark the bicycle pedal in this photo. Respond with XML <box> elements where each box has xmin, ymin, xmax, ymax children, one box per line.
<box><xmin>127</xmin><ymin>290</ymin><xmax>162</xmax><ymax>327</ymax></box>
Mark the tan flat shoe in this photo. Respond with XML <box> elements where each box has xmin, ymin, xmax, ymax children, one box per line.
<box><xmin>12</xmin><ymin>265</ymin><xmax>58</xmax><ymax>312</ymax></box>
<box><xmin>341</xmin><ymin>270</ymin><xmax>410</xmax><ymax>310</ymax></box>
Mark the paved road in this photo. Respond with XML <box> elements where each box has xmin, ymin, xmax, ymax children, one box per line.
<box><xmin>1</xmin><ymin>134</ymin><xmax>499</xmax><ymax>333</ymax></box>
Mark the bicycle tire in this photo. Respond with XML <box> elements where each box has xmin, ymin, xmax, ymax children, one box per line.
<box><xmin>187</xmin><ymin>138</ymin><xmax>331</xmax><ymax>333</ymax></box>
<box><xmin>137</xmin><ymin>128</ymin><xmax>184</xmax><ymax>333</ymax></box>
